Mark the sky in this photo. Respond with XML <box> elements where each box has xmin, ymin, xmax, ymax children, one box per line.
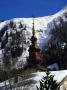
<box><xmin>0</xmin><ymin>0</ymin><xmax>67</xmax><ymax>20</ymax></box>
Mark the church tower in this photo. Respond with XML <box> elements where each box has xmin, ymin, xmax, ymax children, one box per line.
<box><xmin>28</xmin><ymin>15</ymin><xmax>42</xmax><ymax>66</ymax></box>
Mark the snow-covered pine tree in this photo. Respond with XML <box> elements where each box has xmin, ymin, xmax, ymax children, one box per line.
<box><xmin>38</xmin><ymin>70</ymin><xmax>58</xmax><ymax>90</ymax></box>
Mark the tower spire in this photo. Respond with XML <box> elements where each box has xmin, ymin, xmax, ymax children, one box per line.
<box><xmin>28</xmin><ymin>15</ymin><xmax>42</xmax><ymax>66</ymax></box>
<box><xmin>32</xmin><ymin>15</ymin><xmax>35</xmax><ymax>36</ymax></box>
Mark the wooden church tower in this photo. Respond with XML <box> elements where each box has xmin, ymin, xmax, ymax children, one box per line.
<box><xmin>28</xmin><ymin>16</ymin><xmax>42</xmax><ymax>66</ymax></box>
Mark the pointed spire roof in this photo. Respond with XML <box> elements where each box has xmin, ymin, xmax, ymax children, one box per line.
<box><xmin>32</xmin><ymin>15</ymin><xmax>35</xmax><ymax>36</ymax></box>
<box><xmin>31</xmin><ymin>15</ymin><xmax>37</xmax><ymax>43</ymax></box>
<box><xmin>28</xmin><ymin>15</ymin><xmax>42</xmax><ymax>66</ymax></box>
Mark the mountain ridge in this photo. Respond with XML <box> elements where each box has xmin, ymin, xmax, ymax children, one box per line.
<box><xmin>0</xmin><ymin>6</ymin><xmax>67</xmax><ymax>69</ymax></box>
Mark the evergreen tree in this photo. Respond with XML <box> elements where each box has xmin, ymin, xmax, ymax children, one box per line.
<box><xmin>1</xmin><ymin>25</ymin><xmax>8</xmax><ymax>49</ymax></box>
<box><xmin>42</xmin><ymin>17</ymin><xmax>67</xmax><ymax>69</ymax></box>
<box><xmin>38</xmin><ymin>70</ymin><xmax>58</xmax><ymax>90</ymax></box>
<box><xmin>2</xmin><ymin>21</ymin><xmax>27</xmax><ymax>70</ymax></box>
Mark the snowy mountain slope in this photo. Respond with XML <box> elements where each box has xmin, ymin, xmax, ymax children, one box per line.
<box><xmin>0</xmin><ymin>6</ymin><xmax>67</xmax><ymax>45</ymax></box>
<box><xmin>0</xmin><ymin>6</ymin><xmax>67</xmax><ymax>68</ymax></box>
<box><xmin>1</xmin><ymin>6</ymin><xmax>67</xmax><ymax>44</ymax></box>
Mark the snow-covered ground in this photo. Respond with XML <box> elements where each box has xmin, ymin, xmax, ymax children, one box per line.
<box><xmin>35</xmin><ymin>70</ymin><xmax>67</xmax><ymax>83</ymax></box>
<box><xmin>0</xmin><ymin>70</ymin><xmax>67</xmax><ymax>90</ymax></box>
